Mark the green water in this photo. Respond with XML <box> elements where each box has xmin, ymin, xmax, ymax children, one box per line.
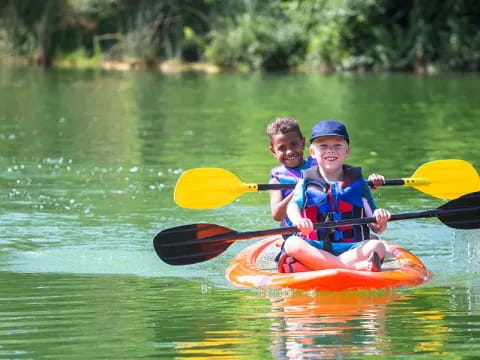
<box><xmin>1</xmin><ymin>68</ymin><xmax>480</xmax><ymax>359</ymax></box>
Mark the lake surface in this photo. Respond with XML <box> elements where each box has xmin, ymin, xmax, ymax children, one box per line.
<box><xmin>1</xmin><ymin>67</ymin><xmax>480</xmax><ymax>359</ymax></box>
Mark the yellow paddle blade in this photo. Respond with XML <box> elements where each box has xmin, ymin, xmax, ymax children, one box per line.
<box><xmin>174</xmin><ymin>168</ymin><xmax>258</xmax><ymax>209</ymax></box>
<box><xmin>404</xmin><ymin>159</ymin><xmax>480</xmax><ymax>199</ymax></box>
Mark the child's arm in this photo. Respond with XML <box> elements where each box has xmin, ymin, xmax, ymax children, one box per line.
<box><xmin>268</xmin><ymin>178</ymin><xmax>294</xmax><ymax>222</ymax></box>
<box><xmin>287</xmin><ymin>199</ymin><xmax>313</xmax><ymax>236</ymax></box>
<box><xmin>362</xmin><ymin>178</ymin><xmax>390</xmax><ymax>233</ymax></box>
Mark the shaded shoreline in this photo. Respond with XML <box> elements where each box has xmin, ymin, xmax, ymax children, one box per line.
<box><xmin>0</xmin><ymin>56</ymin><xmax>221</xmax><ymax>74</ymax></box>
<box><xmin>0</xmin><ymin>56</ymin><xmax>443</xmax><ymax>75</ymax></box>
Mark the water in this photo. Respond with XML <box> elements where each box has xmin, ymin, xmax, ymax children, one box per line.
<box><xmin>1</xmin><ymin>67</ymin><xmax>480</xmax><ymax>358</ymax></box>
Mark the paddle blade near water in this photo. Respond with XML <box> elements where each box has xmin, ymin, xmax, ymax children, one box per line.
<box><xmin>153</xmin><ymin>223</ymin><xmax>236</xmax><ymax>265</ymax></box>
<box><xmin>406</xmin><ymin>159</ymin><xmax>480</xmax><ymax>200</ymax></box>
<box><xmin>174</xmin><ymin>168</ymin><xmax>259</xmax><ymax>209</ymax></box>
<box><xmin>436</xmin><ymin>191</ymin><xmax>480</xmax><ymax>229</ymax></box>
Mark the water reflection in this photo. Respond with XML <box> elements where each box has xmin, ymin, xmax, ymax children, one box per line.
<box><xmin>174</xmin><ymin>330</ymin><xmax>247</xmax><ymax>359</ymax></box>
<box><xmin>266</xmin><ymin>291</ymin><xmax>398</xmax><ymax>358</ymax></box>
<box><xmin>1</xmin><ymin>272</ymin><xmax>479</xmax><ymax>358</ymax></box>
<box><xmin>1</xmin><ymin>68</ymin><xmax>480</xmax><ymax>358</ymax></box>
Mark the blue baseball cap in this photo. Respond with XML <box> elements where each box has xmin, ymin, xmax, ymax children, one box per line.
<box><xmin>310</xmin><ymin>120</ymin><xmax>350</xmax><ymax>144</ymax></box>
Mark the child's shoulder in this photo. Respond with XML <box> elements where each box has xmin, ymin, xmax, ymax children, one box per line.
<box><xmin>270</xmin><ymin>163</ymin><xmax>286</xmax><ymax>174</ymax></box>
<box><xmin>343</xmin><ymin>164</ymin><xmax>363</xmax><ymax>180</ymax></box>
<box><xmin>305</xmin><ymin>156</ymin><xmax>317</xmax><ymax>168</ymax></box>
<box><xmin>271</xmin><ymin>157</ymin><xmax>315</xmax><ymax>176</ymax></box>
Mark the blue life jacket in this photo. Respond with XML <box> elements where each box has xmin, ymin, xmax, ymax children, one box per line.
<box><xmin>300</xmin><ymin>165</ymin><xmax>372</xmax><ymax>252</ymax></box>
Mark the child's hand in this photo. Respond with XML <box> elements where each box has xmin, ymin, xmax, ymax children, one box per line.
<box><xmin>373</xmin><ymin>208</ymin><xmax>390</xmax><ymax>224</ymax></box>
<box><xmin>294</xmin><ymin>217</ymin><xmax>314</xmax><ymax>236</ymax></box>
<box><xmin>371</xmin><ymin>208</ymin><xmax>391</xmax><ymax>233</ymax></box>
<box><xmin>368</xmin><ymin>173</ymin><xmax>385</xmax><ymax>190</ymax></box>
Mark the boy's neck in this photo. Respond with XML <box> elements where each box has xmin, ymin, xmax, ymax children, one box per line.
<box><xmin>319</xmin><ymin>166</ymin><xmax>344</xmax><ymax>182</ymax></box>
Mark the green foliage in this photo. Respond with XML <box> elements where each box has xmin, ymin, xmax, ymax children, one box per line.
<box><xmin>1</xmin><ymin>0</ymin><xmax>479</xmax><ymax>71</ymax></box>
<box><xmin>356</xmin><ymin>0</ymin><xmax>480</xmax><ymax>71</ymax></box>
<box><xmin>301</xmin><ymin>2</ymin><xmax>352</xmax><ymax>70</ymax></box>
<box><xmin>205</xmin><ymin>2</ymin><xmax>306</xmax><ymax>71</ymax></box>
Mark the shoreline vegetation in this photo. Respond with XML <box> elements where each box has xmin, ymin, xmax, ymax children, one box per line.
<box><xmin>1</xmin><ymin>1</ymin><xmax>479</xmax><ymax>75</ymax></box>
<box><xmin>0</xmin><ymin>56</ymin><xmax>456</xmax><ymax>75</ymax></box>
<box><xmin>0</xmin><ymin>55</ymin><xmax>441</xmax><ymax>75</ymax></box>
<box><xmin>62</xmin><ymin>59</ymin><xmax>222</xmax><ymax>74</ymax></box>
<box><xmin>0</xmin><ymin>54</ymin><xmax>221</xmax><ymax>74</ymax></box>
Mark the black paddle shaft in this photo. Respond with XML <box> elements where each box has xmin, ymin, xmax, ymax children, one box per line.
<box><xmin>257</xmin><ymin>179</ymin><xmax>404</xmax><ymax>191</ymax></box>
<box><xmin>154</xmin><ymin>191</ymin><xmax>480</xmax><ymax>265</ymax></box>
<box><xmin>160</xmin><ymin>205</ymin><xmax>480</xmax><ymax>248</ymax></box>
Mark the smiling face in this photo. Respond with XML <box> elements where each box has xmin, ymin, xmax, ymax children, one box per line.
<box><xmin>310</xmin><ymin>136</ymin><xmax>350</xmax><ymax>176</ymax></box>
<box><xmin>269</xmin><ymin>131</ymin><xmax>306</xmax><ymax>168</ymax></box>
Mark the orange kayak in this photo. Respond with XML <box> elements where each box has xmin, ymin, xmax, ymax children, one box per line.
<box><xmin>225</xmin><ymin>236</ymin><xmax>432</xmax><ymax>291</ymax></box>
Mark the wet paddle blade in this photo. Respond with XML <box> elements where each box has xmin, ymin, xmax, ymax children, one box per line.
<box><xmin>437</xmin><ymin>191</ymin><xmax>480</xmax><ymax>229</ymax></box>
<box><xmin>174</xmin><ymin>168</ymin><xmax>257</xmax><ymax>209</ymax></box>
<box><xmin>153</xmin><ymin>223</ymin><xmax>236</xmax><ymax>265</ymax></box>
<box><xmin>408</xmin><ymin>159</ymin><xmax>480</xmax><ymax>200</ymax></box>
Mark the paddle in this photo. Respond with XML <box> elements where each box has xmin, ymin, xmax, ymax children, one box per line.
<box><xmin>174</xmin><ymin>159</ymin><xmax>480</xmax><ymax>209</ymax></box>
<box><xmin>154</xmin><ymin>191</ymin><xmax>480</xmax><ymax>265</ymax></box>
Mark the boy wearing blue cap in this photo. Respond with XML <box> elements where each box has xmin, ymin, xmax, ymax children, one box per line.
<box><xmin>280</xmin><ymin>120</ymin><xmax>390</xmax><ymax>272</ymax></box>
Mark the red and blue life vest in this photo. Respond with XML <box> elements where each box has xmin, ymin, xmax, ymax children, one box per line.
<box><xmin>301</xmin><ymin>165</ymin><xmax>372</xmax><ymax>249</ymax></box>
